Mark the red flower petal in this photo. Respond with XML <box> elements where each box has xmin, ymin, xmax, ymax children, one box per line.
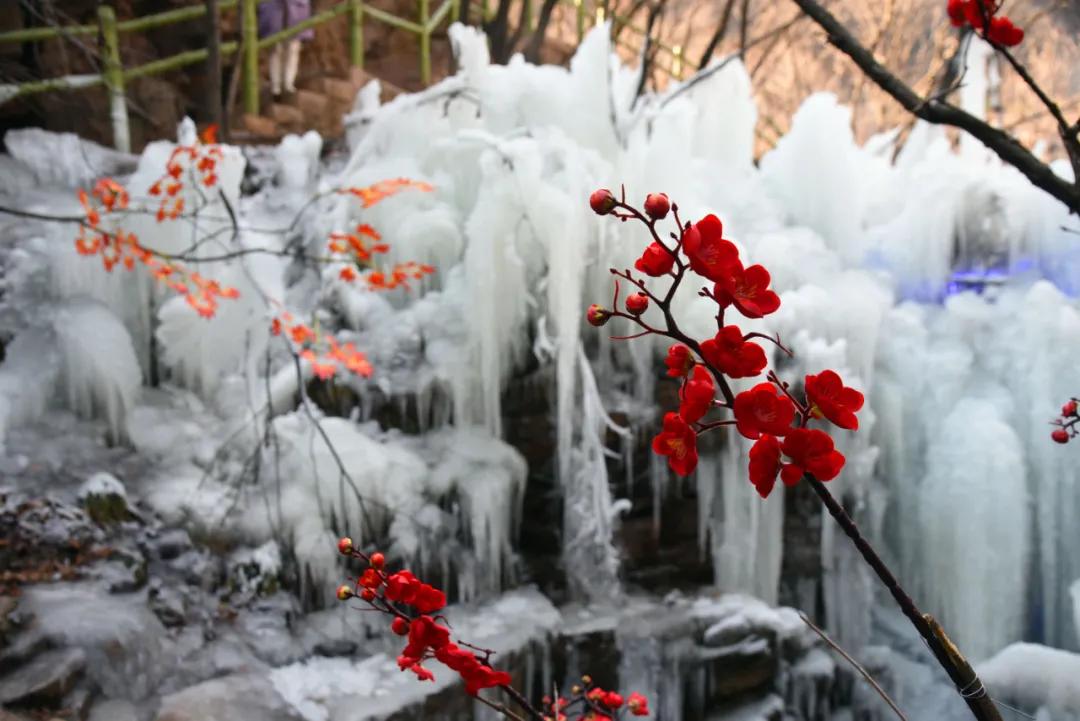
<box><xmin>681</xmin><ymin>214</ymin><xmax>742</xmax><ymax>282</ymax></box>
<box><xmin>748</xmin><ymin>435</ymin><xmax>782</xmax><ymax>498</ymax></box>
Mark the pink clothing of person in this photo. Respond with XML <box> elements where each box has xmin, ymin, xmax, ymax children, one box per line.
<box><xmin>257</xmin><ymin>0</ymin><xmax>314</xmax><ymax>42</ymax></box>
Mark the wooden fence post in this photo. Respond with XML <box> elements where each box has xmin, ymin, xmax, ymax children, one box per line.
<box><xmin>418</xmin><ymin>0</ymin><xmax>431</xmax><ymax>85</ymax></box>
<box><xmin>98</xmin><ymin>5</ymin><xmax>130</xmax><ymax>153</ymax></box>
<box><xmin>206</xmin><ymin>0</ymin><xmax>224</xmax><ymax>137</ymax></box>
<box><xmin>349</xmin><ymin>0</ymin><xmax>365</xmax><ymax>69</ymax></box>
<box><xmin>575</xmin><ymin>0</ymin><xmax>585</xmax><ymax>41</ymax></box>
<box><xmin>241</xmin><ymin>0</ymin><xmax>259</xmax><ymax>115</ymax></box>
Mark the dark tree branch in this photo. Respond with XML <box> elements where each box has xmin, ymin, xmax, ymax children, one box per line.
<box><xmin>805</xmin><ymin>476</ymin><xmax>1004</xmax><ymax>721</ymax></box>
<box><xmin>788</xmin><ymin>0</ymin><xmax>1080</xmax><ymax>215</ymax></box>
<box><xmin>632</xmin><ymin>1</ymin><xmax>664</xmax><ymax>103</ymax></box>
<box><xmin>697</xmin><ymin>0</ymin><xmax>738</xmax><ymax>69</ymax></box>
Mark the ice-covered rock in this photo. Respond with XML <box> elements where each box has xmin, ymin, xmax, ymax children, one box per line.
<box><xmin>1</xmin><ymin>128</ymin><xmax>137</xmax><ymax>189</ymax></box>
<box><xmin>978</xmin><ymin>643</ymin><xmax>1080</xmax><ymax>717</ymax></box>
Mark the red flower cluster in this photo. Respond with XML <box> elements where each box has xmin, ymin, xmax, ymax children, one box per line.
<box><xmin>1051</xmin><ymin>398</ymin><xmax>1078</xmax><ymax>444</ymax></box>
<box><xmin>587</xmin><ymin>190</ymin><xmax>865</xmax><ymax>499</ymax></box>
<box><xmin>946</xmin><ymin>0</ymin><xmax>1023</xmax><ymax>46</ymax></box>
<box><xmin>539</xmin><ymin>679</ymin><xmax>649</xmax><ymax>721</ymax></box>
<box><xmin>335</xmin><ymin>540</ymin><xmax>651</xmax><ymax>718</ymax></box>
<box><xmin>336</xmin><ymin>540</ymin><xmax>511</xmax><ymax>695</ymax></box>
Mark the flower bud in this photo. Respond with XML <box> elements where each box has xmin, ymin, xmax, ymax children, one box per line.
<box><xmin>1063</xmin><ymin>400</ymin><xmax>1077</xmax><ymax>417</ymax></box>
<box><xmin>1052</xmin><ymin>428</ymin><xmax>1070</xmax><ymax>444</ymax></box>
<box><xmin>589</xmin><ymin>189</ymin><xmax>617</xmax><ymax>215</ymax></box>
<box><xmin>586</xmin><ymin>304</ymin><xmax>611</xmax><ymax>327</ymax></box>
<box><xmin>337</xmin><ymin>537</ymin><xmax>353</xmax><ymax>555</ymax></box>
<box><xmin>571</xmin><ymin>685</ymin><xmax>582</xmax><ymax>695</ymax></box>
<box><xmin>336</xmin><ymin>584</ymin><xmax>355</xmax><ymax>601</ymax></box>
<box><xmin>581</xmin><ymin>675</ymin><xmax>592</xmax><ymax>685</ymax></box>
<box><xmin>370</xmin><ymin>552</ymin><xmax>385</xmax><ymax>569</ymax></box>
<box><xmin>360</xmin><ymin>588</ymin><xmax>376</xmax><ymax>601</ymax></box>
<box><xmin>391</xmin><ymin>617</ymin><xmax>410</xmax><ymax>635</ymax></box>
<box><xmin>603</xmin><ymin>692</ymin><xmax>624</xmax><ymax>709</ymax></box>
<box><xmin>625</xmin><ymin>293</ymin><xmax>648</xmax><ymax>316</ymax></box>
<box><xmin>644</xmin><ymin>192</ymin><xmax>670</xmax><ymax>220</ymax></box>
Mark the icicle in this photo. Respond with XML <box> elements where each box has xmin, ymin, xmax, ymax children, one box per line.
<box><xmin>52</xmin><ymin>301</ymin><xmax>142</xmax><ymax>442</ymax></box>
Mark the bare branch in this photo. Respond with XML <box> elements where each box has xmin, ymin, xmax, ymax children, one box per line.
<box><xmin>799</xmin><ymin>612</ymin><xmax>908</xmax><ymax>721</ymax></box>
<box><xmin>787</xmin><ymin>0</ymin><xmax>1080</xmax><ymax>214</ymax></box>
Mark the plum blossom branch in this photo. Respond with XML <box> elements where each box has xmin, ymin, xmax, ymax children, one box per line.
<box><xmin>585</xmin><ymin>189</ymin><xmax>1004</xmax><ymax>721</ymax></box>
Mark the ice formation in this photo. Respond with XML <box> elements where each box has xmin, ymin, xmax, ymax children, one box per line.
<box><xmin>0</xmin><ymin>14</ymin><xmax>1077</xmax><ymax>719</ymax></box>
<box><xmin>978</xmin><ymin>643</ymin><xmax>1080</xmax><ymax>717</ymax></box>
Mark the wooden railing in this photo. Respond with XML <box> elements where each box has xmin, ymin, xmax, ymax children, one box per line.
<box><xmin>0</xmin><ymin>0</ymin><xmax>689</xmax><ymax>154</ymax></box>
<box><xmin>0</xmin><ymin>0</ymin><xmax>459</xmax><ymax>152</ymax></box>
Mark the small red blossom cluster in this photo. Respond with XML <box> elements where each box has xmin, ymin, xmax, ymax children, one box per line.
<box><xmin>1051</xmin><ymin>398</ymin><xmax>1078</xmax><ymax>444</ymax></box>
<box><xmin>271</xmin><ymin>312</ymin><xmax>374</xmax><ymax>380</ymax></box>
<box><xmin>75</xmin><ymin>177</ymin><xmax>240</xmax><ymax>318</ymax></box>
<box><xmin>946</xmin><ymin>0</ymin><xmax>1023</xmax><ymax>46</ymax></box>
<box><xmin>147</xmin><ymin>125</ymin><xmax>224</xmax><ymax>221</ymax></box>
<box><xmin>334</xmin><ymin>539</ymin><xmax>651</xmax><ymax>719</ymax></box>
<box><xmin>335</xmin><ymin>539</ymin><xmax>512</xmax><ymax>694</ymax></box>
<box><xmin>587</xmin><ymin>189</ymin><xmax>865</xmax><ymax>499</ymax></box>
<box><xmin>539</xmin><ymin>680</ymin><xmax>649</xmax><ymax>721</ymax></box>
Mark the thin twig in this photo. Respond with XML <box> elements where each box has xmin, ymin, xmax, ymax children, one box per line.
<box><xmin>798</xmin><ymin>612</ymin><xmax>908</xmax><ymax>721</ymax></box>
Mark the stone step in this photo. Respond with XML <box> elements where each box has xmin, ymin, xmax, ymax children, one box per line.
<box><xmin>347</xmin><ymin>66</ymin><xmax>405</xmax><ymax>103</ymax></box>
<box><xmin>267</xmin><ymin>103</ymin><xmax>305</xmax><ymax>134</ymax></box>
<box><xmin>285</xmin><ymin>89</ymin><xmax>331</xmax><ymax>127</ymax></box>
<box><xmin>299</xmin><ymin>76</ymin><xmax>358</xmax><ymax>107</ymax></box>
<box><xmin>237</xmin><ymin>113</ymin><xmax>283</xmax><ymax>143</ymax></box>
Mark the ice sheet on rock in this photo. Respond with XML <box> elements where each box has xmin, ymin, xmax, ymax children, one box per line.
<box><xmin>977</xmin><ymin>643</ymin><xmax>1080</xmax><ymax>717</ymax></box>
<box><xmin>21</xmin><ymin>583</ymin><xmax>171</xmax><ymax>701</ymax></box>
<box><xmin>424</xmin><ymin>427</ymin><xmax>527</xmax><ymax>598</ymax></box>
<box><xmin>0</xmin><ymin>328</ymin><xmax>59</xmax><ymax>453</ymax></box>
<box><xmin>1072</xmin><ymin>580</ymin><xmax>1080</xmax><ymax>648</ymax></box>
<box><xmin>917</xmin><ymin>398</ymin><xmax>1028</xmax><ymax>661</ymax></box>
<box><xmin>2</xmin><ymin>128</ymin><xmax>138</xmax><ymax>189</ymax></box>
<box><xmin>53</xmin><ymin>301</ymin><xmax>142</xmax><ymax>442</ymax></box>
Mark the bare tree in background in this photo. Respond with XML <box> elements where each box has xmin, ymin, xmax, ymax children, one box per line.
<box><xmin>787</xmin><ymin>0</ymin><xmax>1080</xmax><ymax>213</ymax></box>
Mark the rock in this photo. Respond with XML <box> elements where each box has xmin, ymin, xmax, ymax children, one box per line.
<box><xmin>226</xmin><ymin>542</ymin><xmax>282</xmax><ymax>604</ymax></box>
<box><xmin>0</xmin><ymin>646</ymin><xmax>86</xmax><ymax>707</ymax></box>
<box><xmin>0</xmin><ymin>626</ymin><xmax>52</xmax><ymax>675</ymax></box>
<box><xmin>151</xmin><ymin>529</ymin><xmax>193</xmax><ymax>562</ymax></box>
<box><xmin>311</xmin><ymin>638</ymin><xmax>357</xmax><ymax>657</ymax></box>
<box><xmin>268</xmin><ymin>104</ymin><xmax>305</xmax><ymax>135</ymax></box>
<box><xmin>88</xmin><ymin>699</ymin><xmax>139</xmax><ymax>721</ymax></box>
<box><xmin>147</xmin><ymin>582</ymin><xmax>188</xmax><ymax>628</ymax></box>
<box><xmin>1</xmin><ymin>129</ymin><xmax>137</xmax><ymax>189</ymax></box>
<box><xmin>0</xmin><ymin>596</ymin><xmax>27</xmax><ymax>645</ymax></box>
<box><xmin>239</xmin><ymin>114</ymin><xmax>282</xmax><ymax>142</ymax></box>
<box><xmin>102</xmin><ymin>549</ymin><xmax>149</xmax><ymax>594</ymax></box>
<box><xmin>78</xmin><ymin>473</ymin><xmax>138</xmax><ymax>526</ymax></box>
<box><xmin>154</xmin><ymin>672</ymin><xmax>305</xmax><ymax>721</ymax></box>
<box><xmin>61</xmin><ymin>680</ymin><xmax>97</xmax><ymax>720</ymax></box>
<box><xmin>0</xmin><ymin>710</ymin><xmax>33</xmax><ymax>721</ymax></box>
